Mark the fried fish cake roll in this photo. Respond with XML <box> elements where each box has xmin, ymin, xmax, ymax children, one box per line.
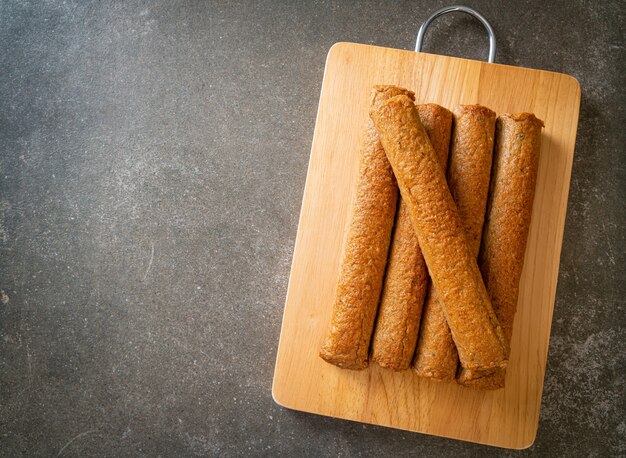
<box><xmin>319</xmin><ymin>85</ymin><xmax>415</xmax><ymax>370</ymax></box>
<box><xmin>370</xmin><ymin>95</ymin><xmax>507</xmax><ymax>372</ymax></box>
<box><xmin>413</xmin><ymin>105</ymin><xmax>496</xmax><ymax>381</ymax></box>
<box><xmin>370</xmin><ymin>104</ymin><xmax>452</xmax><ymax>371</ymax></box>
<box><xmin>458</xmin><ymin>113</ymin><xmax>543</xmax><ymax>389</ymax></box>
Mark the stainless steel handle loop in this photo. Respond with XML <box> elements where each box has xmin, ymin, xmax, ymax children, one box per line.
<box><xmin>415</xmin><ymin>5</ymin><xmax>496</xmax><ymax>63</ymax></box>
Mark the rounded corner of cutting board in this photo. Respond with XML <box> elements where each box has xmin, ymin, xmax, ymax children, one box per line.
<box><xmin>271</xmin><ymin>381</ymin><xmax>289</xmax><ymax>409</ymax></box>
<box><xmin>560</xmin><ymin>73</ymin><xmax>582</xmax><ymax>102</ymax></box>
<box><xmin>511</xmin><ymin>428</ymin><xmax>539</xmax><ymax>450</ymax></box>
<box><xmin>325</xmin><ymin>42</ymin><xmax>359</xmax><ymax>64</ymax></box>
<box><xmin>327</xmin><ymin>41</ymin><xmax>352</xmax><ymax>54</ymax></box>
<box><xmin>271</xmin><ymin>368</ymin><xmax>297</xmax><ymax>411</ymax></box>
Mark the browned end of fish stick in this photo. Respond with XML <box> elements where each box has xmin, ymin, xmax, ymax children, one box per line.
<box><xmin>458</xmin><ymin>112</ymin><xmax>543</xmax><ymax>389</ymax></box>
<box><xmin>371</xmin><ymin>104</ymin><xmax>452</xmax><ymax>370</ymax></box>
<box><xmin>413</xmin><ymin>105</ymin><xmax>496</xmax><ymax>381</ymax></box>
<box><xmin>370</xmin><ymin>95</ymin><xmax>507</xmax><ymax>372</ymax></box>
<box><xmin>319</xmin><ymin>85</ymin><xmax>415</xmax><ymax>370</ymax></box>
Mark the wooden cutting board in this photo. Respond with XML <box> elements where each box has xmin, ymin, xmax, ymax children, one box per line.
<box><xmin>272</xmin><ymin>42</ymin><xmax>581</xmax><ymax>449</ymax></box>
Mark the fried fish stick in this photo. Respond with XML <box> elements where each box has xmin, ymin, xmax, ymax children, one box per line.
<box><xmin>319</xmin><ymin>85</ymin><xmax>415</xmax><ymax>370</ymax></box>
<box><xmin>370</xmin><ymin>95</ymin><xmax>507</xmax><ymax>372</ymax></box>
<box><xmin>413</xmin><ymin>105</ymin><xmax>496</xmax><ymax>381</ymax></box>
<box><xmin>371</xmin><ymin>104</ymin><xmax>452</xmax><ymax>370</ymax></box>
<box><xmin>458</xmin><ymin>113</ymin><xmax>543</xmax><ymax>389</ymax></box>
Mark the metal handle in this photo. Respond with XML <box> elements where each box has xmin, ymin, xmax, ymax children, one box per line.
<box><xmin>415</xmin><ymin>5</ymin><xmax>496</xmax><ymax>63</ymax></box>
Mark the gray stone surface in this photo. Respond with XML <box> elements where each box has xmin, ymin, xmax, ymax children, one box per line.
<box><xmin>0</xmin><ymin>0</ymin><xmax>623</xmax><ymax>456</ymax></box>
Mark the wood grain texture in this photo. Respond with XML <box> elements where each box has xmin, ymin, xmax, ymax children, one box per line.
<box><xmin>272</xmin><ymin>43</ymin><xmax>581</xmax><ymax>449</ymax></box>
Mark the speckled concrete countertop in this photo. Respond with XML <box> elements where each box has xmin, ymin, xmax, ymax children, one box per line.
<box><xmin>1</xmin><ymin>1</ymin><xmax>624</xmax><ymax>456</ymax></box>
